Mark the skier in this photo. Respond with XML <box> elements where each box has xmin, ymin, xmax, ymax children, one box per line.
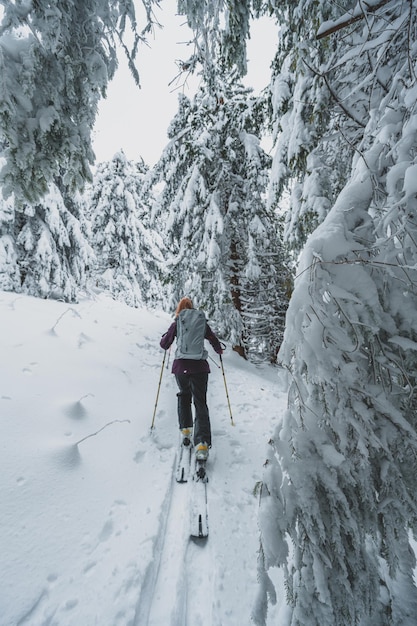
<box><xmin>160</xmin><ymin>297</ymin><xmax>223</xmax><ymax>461</ymax></box>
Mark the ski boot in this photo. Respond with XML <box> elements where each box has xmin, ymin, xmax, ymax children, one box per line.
<box><xmin>195</xmin><ymin>442</ymin><xmax>209</xmax><ymax>461</ymax></box>
<box><xmin>181</xmin><ymin>427</ymin><xmax>193</xmax><ymax>447</ymax></box>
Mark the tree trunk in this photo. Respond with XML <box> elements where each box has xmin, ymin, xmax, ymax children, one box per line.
<box><xmin>230</xmin><ymin>239</ymin><xmax>247</xmax><ymax>359</ymax></box>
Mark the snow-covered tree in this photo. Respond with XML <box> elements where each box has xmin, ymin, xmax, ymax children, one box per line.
<box><xmin>254</xmin><ymin>2</ymin><xmax>417</xmax><ymax>624</ymax></box>
<box><xmin>149</xmin><ymin>72</ymin><xmax>289</xmax><ymax>359</ymax></box>
<box><xmin>0</xmin><ymin>182</ymin><xmax>93</xmax><ymax>300</ymax></box>
<box><xmin>0</xmin><ymin>191</ymin><xmax>19</xmax><ymax>291</ymax></box>
<box><xmin>177</xmin><ymin>0</ymin><xmax>254</xmax><ymax>79</ymax></box>
<box><xmin>266</xmin><ymin>0</ymin><xmax>358</xmax><ymax>254</ymax></box>
<box><xmin>242</xmin><ymin>216</ymin><xmax>292</xmax><ymax>363</ymax></box>
<box><xmin>0</xmin><ymin>0</ymin><xmax>156</xmax><ymax>202</ymax></box>
<box><xmin>87</xmin><ymin>151</ymin><xmax>164</xmax><ymax>308</ymax></box>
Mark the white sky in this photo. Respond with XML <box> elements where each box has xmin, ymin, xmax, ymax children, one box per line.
<box><xmin>92</xmin><ymin>5</ymin><xmax>278</xmax><ymax>166</ymax></box>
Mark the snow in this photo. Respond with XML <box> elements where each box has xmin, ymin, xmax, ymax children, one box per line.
<box><xmin>0</xmin><ymin>290</ymin><xmax>287</xmax><ymax>625</ymax></box>
<box><xmin>403</xmin><ymin>163</ymin><xmax>417</xmax><ymax>199</ymax></box>
<box><xmin>316</xmin><ymin>0</ymin><xmax>387</xmax><ymax>38</ymax></box>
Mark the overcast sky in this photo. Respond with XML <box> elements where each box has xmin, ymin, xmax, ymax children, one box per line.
<box><xmin>92</xmin><ymin>6</ymin><xmax>278</xmax><ymax>166</ymax></box>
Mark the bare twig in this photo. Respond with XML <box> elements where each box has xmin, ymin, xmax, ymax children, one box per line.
<box><xmin>75</xmin><ymin>419</ymin><xmax>130</xmax><ymax>446</ymax></box>
<box><xmin>49</xmin><ymin>308</ymin><xmax>81</xmax><ymax>335</ymax></box>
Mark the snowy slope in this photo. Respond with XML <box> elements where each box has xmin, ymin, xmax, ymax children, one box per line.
<box><xmin>0</xmin><ymin>290</ymin><xmax>287</xmax><ymax>626</ymax></box>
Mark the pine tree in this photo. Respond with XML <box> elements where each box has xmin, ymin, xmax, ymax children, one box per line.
<box><xmin>267</xmin><ymin>0</ymin><xmax>357</xmax><ymax>254</ymax></box>
<box><xmin>177</xmin><ymin>0</ymin><xmax>254</xmax><ymax>78</ymax></box>
<box><xmin>149</xmin><ymin>71</ymin><xmax>289</xmax><ymax>359</ymax></box>
<box><xmin>87</xmin><ymin>151</ymin><xmax>164</xmax><ymax>308</ymax></box>
<box><xmin>242</xmin><ymin>216</ymin><xmax>292</xmax><ymax>363</ymax></box>
<box><xmin>0</xmin><ymin>186</ymin><xmax>19</xmax><ymax>291</ymax></box>
<box><xmin>0</xmin><ymin>0</ymin><xmax>156</xmax><ymax>203</ymax></box>
<box><xmin>2</xmin><ymin>183</ymin><xmax>93</xmax><ymax>301</ymax></box>
<box><xmin>177</xmin><ymin>0</ymin><xmax>351</xmax><ymax>256</ymax></box>
<box><xmin>254</xmin><ymin>2</ymin><xmax>417</xmax><ymax>624</ymax></box>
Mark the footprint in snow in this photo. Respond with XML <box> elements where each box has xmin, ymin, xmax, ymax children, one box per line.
<box><xmin>63</xmin><ymin>598</ymin><xmax>78</xmax><ymax>611</ymax></box>
<box><xmin>47</xmin><ymin>573</ymin><xmax>58</xmax><ymax>583</ymax></box>
<box><xmin>96</xmin><ymin>501</ymin><xmax>128</xmax><ymax>545</ymax></box>
<box><xmin>212</xmin><ymin>428</ymin><xmax>227</xmax><ymax>437</ymax></box>
<box><xmin>78</xmin><ymin>332</ymin><xmax>93</xmax><ymax>348</ymax></box>
<box><xmin>134</xmin><ymin>449</ymin><xmax>146</xmax><ymax>463</ymax></box>
<box><xmin>83</xmin><ymin>561</ymin><xmax>97</xmax><ymax>575</ymax></box>
<box><xmin>98</xmin><ymin>519</ymin><xmax>114</xmax><ymax>542</ymax></box>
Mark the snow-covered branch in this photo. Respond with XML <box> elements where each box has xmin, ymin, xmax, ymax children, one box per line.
<box><xmin>316</xmin><ymin>0</ymin><xmax>391</xmax><ymax>39</ymax></box>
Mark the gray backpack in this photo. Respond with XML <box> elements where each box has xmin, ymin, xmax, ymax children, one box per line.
<box><xmin>175</xmin><ymin>309</ymin><xmax>208</xmax><ymax>360</ymax></box>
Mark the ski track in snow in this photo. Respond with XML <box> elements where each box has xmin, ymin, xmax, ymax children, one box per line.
<box><xmin>0</xmin><ymin>291</ymin><xmax>286</xmax><ymax>625</ymax></box>
<box><xmin>134</xmin><ymin>454</ymin><xmax>190</xmax><ymax>626</ymax></box>
<box><xmin>139</xmin><ymin>449</ymin><xmax>215</xmax><ymax>626</ymax></box>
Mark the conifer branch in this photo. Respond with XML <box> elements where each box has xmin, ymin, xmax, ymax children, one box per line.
<box><xmin>295</xmin><ymin>257</ymin><xmax>417</xmax><ymax>282</ymax></box>
<box><xmin>316</xmin><ymin>0</ymin><xmax>391</xmax><ymax>40</ymax></box>
<box><xmin>302</xmin><ymin>58</ymin><xmax>366</xmax><ymax>128</ymax></box>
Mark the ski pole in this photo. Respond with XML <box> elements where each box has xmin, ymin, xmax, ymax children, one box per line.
<box><xmin>151</xmin><ymin>350</ymin><xmax>167</xmax><ymax>430</ymax></box>
<box><xmin>166</xmin><ymin>346</ymin><xmax>172</xmax><ymax>370</ymax></box>
<box><xmin>220</xmin><ymin>354</ymin><xmax>235</xmax><ymax>426</ymax></box>
<box><xmin>208</xmin><ymin>354</ymin><xmax>221</xmax><ymax>368</ymax></box>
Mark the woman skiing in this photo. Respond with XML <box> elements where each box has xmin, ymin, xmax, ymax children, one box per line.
<box><xmin>160</xmin><ymin>297</ymin><xmax>223</xmax><ymax>460</ymax></box>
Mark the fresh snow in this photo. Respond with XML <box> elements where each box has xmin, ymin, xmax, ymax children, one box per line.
<box><xmin>0</xmin><ymin>290</ymin><xmax>286</xmax><ymax>625</ymax></box>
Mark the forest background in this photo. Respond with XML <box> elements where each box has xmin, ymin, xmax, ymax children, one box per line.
<box><xmin>1</xmin><ymin>1</ymin><xmax>417</xmax><ymax>625</ymax></box>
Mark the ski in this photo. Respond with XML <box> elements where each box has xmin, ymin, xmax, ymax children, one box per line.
<box><xmin>175</xmin><ymin>440</ymin><xmax>192</xmax><ymax>483</ymax></box>
<box><xmin>190</xmin><ymin>459</ymin><xmax>209</xmax><ymax>538</ymax></box>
